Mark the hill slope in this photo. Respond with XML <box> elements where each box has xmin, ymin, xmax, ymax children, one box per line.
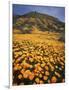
<box><xmin>13</xmin><ymin>11</ymin><xmax>65</xmax><ymax>42</ymax></box>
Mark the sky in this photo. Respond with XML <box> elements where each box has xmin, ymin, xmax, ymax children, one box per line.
<box><xmin>13</xmin><ymin>4</ymin><xmax>65</xmax><ymax>22</ymax></box>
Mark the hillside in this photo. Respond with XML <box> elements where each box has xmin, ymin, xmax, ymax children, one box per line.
<box><xmin>13</xmin><ymin>11</ymin><xmax>65</xmax><ymax>85</ymax></box>
<box><xmin>13</xmin><ymin>12</ymin><xmax>65</xmax><ymax>42</ymax></box>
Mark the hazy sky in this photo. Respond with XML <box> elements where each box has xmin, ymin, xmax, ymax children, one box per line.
<box><xmin>13</xmin><ymin>4</ymin><xmax>65</xmax><ymax>22</ymax></box>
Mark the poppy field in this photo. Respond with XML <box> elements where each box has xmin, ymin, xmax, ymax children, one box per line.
<box><xmin>12</xmin><ymin>33</ymin><xmax>65</xmax><ymax>85</ymax></box>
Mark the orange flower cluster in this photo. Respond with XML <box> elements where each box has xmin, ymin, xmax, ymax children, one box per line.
<box><xmin>13</xmin><ymin>40</ymin><xmax>65</xmax><ymax>85</ymax></box>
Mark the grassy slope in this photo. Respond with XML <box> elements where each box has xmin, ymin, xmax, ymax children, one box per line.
<box><xmin>13</xmin><ymin>27</ymin><xmax>64</xmax><ymax>47</ymax></box>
